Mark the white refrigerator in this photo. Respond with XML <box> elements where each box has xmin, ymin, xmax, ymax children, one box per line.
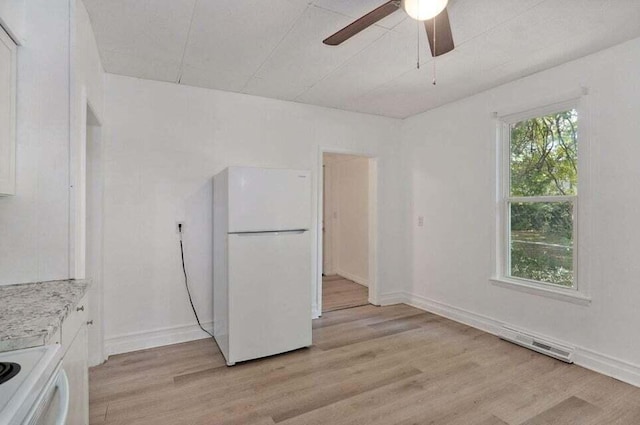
<box><xmin>213</xmin><ymin>166</ymin><xmax>312</xmax><ymax>365</ymax></box>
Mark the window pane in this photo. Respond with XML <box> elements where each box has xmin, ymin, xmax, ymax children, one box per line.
<box><xmin>510</xmin><ymin>109</ymin><xmax>578</xmax><ymax>197</ymax></box>
<box><xmin>509</xmin><ymin>202</ymin><xmax>574</xmax><ymax>287</ymax></box>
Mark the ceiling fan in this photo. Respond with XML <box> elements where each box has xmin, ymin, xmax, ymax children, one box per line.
<box><xmin>323</xmin><ymin>0</ymin><xmax>454</xmax><ymax>58</ymax></box>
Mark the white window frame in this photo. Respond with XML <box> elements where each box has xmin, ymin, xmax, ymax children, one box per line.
<box><xmin>492</xmin><ymin>99</ymin><xmax>590</xmax><ymax>305</ymax></box>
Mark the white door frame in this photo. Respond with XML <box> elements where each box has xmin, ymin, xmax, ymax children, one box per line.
<box><xmin>70</xmin><ymin>87</ymin><xmax>103</xmax><ymax>278</ymax></box>
<box><xmin>315</xmin><ymin>147</ymin><xmax>379</xmax><ymax>318</ymax></box>
<box><xmin>321</xmin><ymin>163</ymin><xmax>334</xmax><ymax>275</ymax></box>
<box><xmin>70</xmin><ymin>84</ymin><xmax>106</xmax><ymax>365</ymax></box>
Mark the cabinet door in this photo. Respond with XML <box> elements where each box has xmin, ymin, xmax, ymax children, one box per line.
<box><xmin>0</xmin><ymin>26</ymin><xmax>16</xmax><ymax>196</ymax></box>
<box><xmin>63</xmin><ymin>325</ymin><xmax>89</xmax><ymax>425</ymax></box>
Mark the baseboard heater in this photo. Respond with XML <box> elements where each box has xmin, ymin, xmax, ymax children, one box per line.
<box><xmin>499</xmin><ymin>326</ymin><xmax>575</xmax><ymax>363</ymax></box>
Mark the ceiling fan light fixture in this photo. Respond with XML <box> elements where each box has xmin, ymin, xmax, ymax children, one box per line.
<box><xmin>402</xmin><ymin>0</ymin><xmax>448</xmax><ymax>21</ymax></box>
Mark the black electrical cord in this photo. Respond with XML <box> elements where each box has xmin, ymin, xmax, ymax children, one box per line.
<box><xmin>179</xmin><ymin>225</ymin><xmax>214</xmax><ymax>339</ymax></box>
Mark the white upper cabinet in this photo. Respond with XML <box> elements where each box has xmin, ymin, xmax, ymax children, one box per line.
<box><xmin>0</xmin><ymin>25</ymin><xmax>16</xmax><ymax>196</ymax></box>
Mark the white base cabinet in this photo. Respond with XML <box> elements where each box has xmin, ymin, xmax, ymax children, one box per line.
<box><xmin>64</xmin><ymin>326</ymin><xmax>88</xmax><ymax>424</ymax></box>
<box><xmin>61</xmin><ymin>295</ymin><xmax>89</xmax><ymax>424</ymax></box>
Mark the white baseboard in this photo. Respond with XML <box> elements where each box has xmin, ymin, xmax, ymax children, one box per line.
<box><xmin>336</xmin><ymin>269</ymin><xmax>368</xmax><ymax>287</ymax></box>
<box><xmin>574</xmin><ymin>347</ymin><xmax>640</xmax><ymax>388</ymax></box>
<box><xmin>403</xmin><ymin>292</ymin><xmax>502</xmax><ymax>336</ymax></box>
<box><xmin>401</xmin><ymin>291</ymin><xmax>640</xmax><ymax>388</ymax></box>
<box><xmin>105</xmin><ymin>321</ymin><xmax>214</xmax><ymax>357</ymax></box>
<box><xmin>377</xmin><ymin>291</ymin><xmax>406</xmax><ymax>306</ymax></box>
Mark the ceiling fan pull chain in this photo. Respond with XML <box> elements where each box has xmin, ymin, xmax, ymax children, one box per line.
<box><xmin>433</xmin><ymin>60</ymin><xmax>437</xmax><ymax>85</ymax></box>
<box><xmin>432</xmin><ymin>15</ymin><xmax>437</xmax><ymax>85</ymax></box>
<box><xmin>416</xmin><ymin>0</ymin><xmax>420</xmax><ymax>69</ymax></box>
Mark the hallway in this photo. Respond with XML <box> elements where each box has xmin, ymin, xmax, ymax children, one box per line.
<box><xmin>322</xmin><ymin>275</ymin><xmax>369</xmax><ymax>312</ymax></box>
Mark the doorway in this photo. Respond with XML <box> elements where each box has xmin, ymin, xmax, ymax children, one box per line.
<box><xmin>321</xmin><ymin>152</ymin><xmax>373</xmax><ymax>313</ymax></box>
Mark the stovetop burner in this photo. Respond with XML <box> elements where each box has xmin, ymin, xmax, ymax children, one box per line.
<box><xmin>0</xmin><ymin>362</ymin><xmax>21</xmax><ymax>385</ymax></box>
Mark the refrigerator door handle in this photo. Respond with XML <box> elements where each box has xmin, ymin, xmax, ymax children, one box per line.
<box><xmin>232</xmin><ymin>229</ymin><xmax>308</xmax><ymax>236</ymax></box>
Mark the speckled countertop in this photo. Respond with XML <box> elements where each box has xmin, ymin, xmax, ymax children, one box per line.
<box><xmin>0</xmin><ymin>279</ymin><xmax>90</xmax><ymax>353</ymax></box>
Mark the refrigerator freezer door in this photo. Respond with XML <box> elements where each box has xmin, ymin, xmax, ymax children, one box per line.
<box><xmin>228</xmin><ymin>167</ymin><xmax>311</xmax><ymax>233</ymax></box>
<box><xmin>227</xmin><ymin>230</ymin><xmax>312</xmax><ymax>363</ymax></box>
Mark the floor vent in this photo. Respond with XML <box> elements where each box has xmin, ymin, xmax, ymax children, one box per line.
<box><xmin>499</xmin><ymin>326</ymin><xmax>574</xmax><ymax>363</ymax></box>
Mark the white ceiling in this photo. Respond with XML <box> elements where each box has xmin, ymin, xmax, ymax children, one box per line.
<box><xmin>83</xmin><ymin>0</ymin><xmax>640</xmax><ymax>118</ymax></box>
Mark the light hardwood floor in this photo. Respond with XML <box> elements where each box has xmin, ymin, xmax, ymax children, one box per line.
<box><xmin>90</xmin><ymin>304</ymin><xmax>640</xmax><ymax>425</ymax></box>
<box><xmin>322</xmin><ymin>275</ymin><xmax>369</xmax><ymax>312</ymax></box>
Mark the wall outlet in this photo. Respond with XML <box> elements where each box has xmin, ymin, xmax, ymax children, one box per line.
<box><xmin>417</xmin><ymin>216</ymin><xmax>424</xmax><ymax>227</ymax></box>
<box><xmin>176</xmin><ymin>222</ymin><xmax>185</xmax><ymax>233</ymax></box>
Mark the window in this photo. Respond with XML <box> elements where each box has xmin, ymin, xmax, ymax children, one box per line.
<box><xmin>499</xmin><ymin>104</ymin><xmax>578</xmax><ymax>290</ymax></box>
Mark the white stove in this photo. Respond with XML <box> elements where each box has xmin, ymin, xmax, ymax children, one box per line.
<box><xmin>0</xmin><ymin>345</ymin><xmax>68</xmax><ymax>425</ymax></box>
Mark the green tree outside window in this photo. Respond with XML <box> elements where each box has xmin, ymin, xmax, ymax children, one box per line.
<box><xmin>508</xmin><ymin>109</ymin><xmax>578</xmax><ymax>287</ymax></box>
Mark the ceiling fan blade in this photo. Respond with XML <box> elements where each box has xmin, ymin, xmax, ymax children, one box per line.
<box><xmin>424</xmin><ymin>8</ymin><xmax>455</xmax><ymax>57</ymax></box>
<box><xmin>323</xmin><ymin>1</ymin><xmax>400</xmax><ymax>46</ymax></box>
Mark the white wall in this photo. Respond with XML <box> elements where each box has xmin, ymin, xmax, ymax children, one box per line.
<box><xmin>401</xmin><ymin>37</ymin><xmax>640</xmax><ymax>384</ymax></box>
<box><xmin>0</xmin><ymin>0</ymin><xmax>25</xmax><ymax>43</ymax></box>
<box><xmin>102</xmin><ymin>74</ymin><xmax>404</xmax><ymax>354</ymax></box>
<box><xmin>0</xmin><ymin>0</ymin><xmax>71</xmax><ymax>285</ymax></box>
<box><xmin>73</xmin><ymin>0</ymin><xmax>103</xmax><ymax>120</ymax></box>
<box><xmin>324</xmin><ymin>155</ymin><xmax>369</xmax><ymax>285</ymax></box>
<box><xmin>0</xmin><ymin>0</ymin><xmax>104</xmax><ymax>287</ymax></box>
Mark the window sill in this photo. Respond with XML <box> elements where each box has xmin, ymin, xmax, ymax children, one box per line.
<box><xmin>490</xmin><ymin>277</ymin><xmax>591</xmax><ymax>306</ymax></box>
